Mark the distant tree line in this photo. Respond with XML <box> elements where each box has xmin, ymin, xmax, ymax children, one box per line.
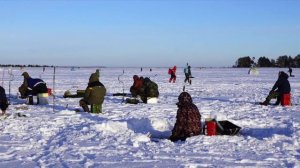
<box><xmin>234</xmin><ymin>54</ymin><xmax>300</xmax><ymax>68</ymax></box>
<box><xmin>0</xmin><ymin>64</ymin><xmax>54</xmax><ymax>68</ymax></box>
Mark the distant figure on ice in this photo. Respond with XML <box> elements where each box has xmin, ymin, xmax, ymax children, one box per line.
<box><xmin>19</xmin><ymin>72</ymin><xmax>48</xmax><ymax>99</ymax></box>
<box><xmin>260</xmin><ymin>71</ymin><xmax>291</xmax><ymax>106</ymax></box>
<box><xmin>141</xmin><ymin>77</ymin><xmax>159</xmax><ymax>103</ymax></box>
<box><xmin>288</xmin><ymin>66</ymin><xmax>294</xmax><ymax>77</ymax></box>
<box><xmin>79</xmin><ymin>72</ymin><xmax>106</xmax><ymax>113</ymax></box>
<box><xmin>169</xmin><ymin>92</ymin><xmax>201</xmax><ymax>142</ymax></box>
<box><xmin>0</xmin><ymin>86</ymin><xmax>8</xmax><ymax>115</ymax></box>
<box><xmin>184</xmin><ymin>64</ymin><xmax>192</xmax><ymax>85</ymax></box>
<box><xmin>130</xmin><ymin>75</ymin><xmax>144</xmax><ymax>98</ymax></box>
<box><xmin>168</xmin><ymin>66</ymin><xmax>177</xmax><ymax>83</ymax></box>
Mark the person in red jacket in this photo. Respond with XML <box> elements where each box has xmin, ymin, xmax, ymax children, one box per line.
<box><xmin>168</xmin><ymin>66</ymin><xmax>177</xmax><ymax>83</ymax></box>
<box><xmin>130</xmin><ymin>75</ymin><xmax>144</xmax><ymax>97</ymax></box>
<box><xmin>169</xmin><ymin>92</ymin><xmax>202</xmax><ymax>142</ymax></box>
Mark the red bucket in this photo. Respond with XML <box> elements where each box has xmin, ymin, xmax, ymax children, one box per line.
<box><xmin>47</xmin><ymin>88</ymin><xmax>52</xmax><ymax>96</ymax></box>
<box><xmin>205</xmin><ymin>120</ymin><xmax>217</xmax><ymax>136</ymax></box>
<box><xmin>281</xmin><ymin>93</ymin><xmax>291</xmax><ymax>106</ymax></box>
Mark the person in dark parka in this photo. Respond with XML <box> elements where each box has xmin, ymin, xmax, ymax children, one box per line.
<box><xmin>0</xmin><ymin>86</ymin><xmax>8</xmax><ymax>115</ymax></box>
<box><xmin>169</xmin><ymin>92</ymin><xmax>202</xmax><ymax>142</ymax></box>
<box><xmin>18</xmin><ymin>72</ymin><xmax>48</xmax><ymax>98</ymax></box>
<box><xmin>260</xmin><ymin>71</ymin><xmax>291</xmax><ymax>105</ymax></box>
<box><xmin>79</xmin><ymin>73</ymin><xmax>106</xmax><ymax>112</ymax></box>
<box><xmin>141</xmin><ymin>77</ymin><xmax>159</xmax><ymax>103</ymax></box>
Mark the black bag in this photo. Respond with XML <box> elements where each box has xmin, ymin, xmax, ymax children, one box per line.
<box><xmin>216</xmin><ymin>120</ymin><xmax>241</xmax><ymax>135</ymax></box>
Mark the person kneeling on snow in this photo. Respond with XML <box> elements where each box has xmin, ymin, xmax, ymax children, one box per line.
<box><xmin>79</xmin><ymin>73</ymin><xmax>106</xmax><ymax>113</ymax></box>
<box><xmin>169</xmin><ymin>92</ymin><xmax>201</xmax><ymax>142</ymax></box>
<box><xmin>130</xmin><ymin>75</ymin><xmax>144</xmax><ymax>98</ymax></box>
<box><xmin>18</xmin><ymin>72</ymin><xmax>48</xmax><ymax>99</ymax></box>
<box><xmin>260</xmin><ymin>71</ymin><xmax>291</xmax><ymax>106</ymax></box>
<box><xmin>0</xmin><ymin>86</ymin><xmax>8</xmax><ymax>115</ymax></box>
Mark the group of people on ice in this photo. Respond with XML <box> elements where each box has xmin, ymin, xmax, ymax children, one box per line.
<box><xmin>129</xmin><ymin>75</ymin><xmax>159</xmax><ymax>103</ymax></box>
<box><xmin>168</xmin><ymin>63</ymin><xmax>192</xmax><ymax>84</ymax></box>
<box><xmin>0</xmin><ymin>66</ymin><xmax>293</xmax><ymax>142</ymax></box>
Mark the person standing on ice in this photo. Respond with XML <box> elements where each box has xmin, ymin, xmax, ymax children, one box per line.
<box><xmin>184</xmin><ymin>63</ymin><xmax>192</xmax><ymax>85</ymax></box>
<box><xmin>288</xmin><ymin>66</ymin><xmax>293</xmax><ymax>77</ymax></box>
<box><xmin>0</xmin><ymin>86</ymin><xmax>8</xmax><ymax>115</ymax></box>
<box><xmin>260</xmin><ymin>71</ymin><xmax>291</xmax><ymax>106</ymax></box>
<box><xmin>168</xmin><ymin>66</ymin><xmax>177</xmax><ymax>83</ymax></box>
<box><xmin>18</xmin><ymin>72</ymin><xmax>48</xmax><ymax>99</ymax></box>
<box><xmin>169</xmin><ymin>92</ymin><xmax>201</xmax><ymax>142</ymax></box>
<box><xmin>79</xmin><ymin>72</ymin><xmax>106</xmax><ymax>113</ymax></box>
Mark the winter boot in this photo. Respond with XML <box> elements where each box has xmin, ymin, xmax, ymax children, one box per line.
<box><xmin>259</xmin><ymin>100</ymin><xmax>269</xmax><ymax>106</ymax></box>
<box><xmin>82</xmin><ymin>104</ymin><xmax>90</xmax><ymax>112</ymax></box>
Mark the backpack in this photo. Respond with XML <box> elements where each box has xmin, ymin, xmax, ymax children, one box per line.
<box><xmin>168</xmin><ymin>68</ymin><xmax>172</xmax><ymax>75</ymax></box>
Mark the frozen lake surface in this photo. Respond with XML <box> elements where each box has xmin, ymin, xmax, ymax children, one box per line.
<box><xmin>0</xmin><ymin>67</ymin><xmax>299</xmax><ymax>167</ymax></box>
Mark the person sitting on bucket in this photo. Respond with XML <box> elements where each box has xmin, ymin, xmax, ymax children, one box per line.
<box><xmin>260</xmin><ymin>71</ymin><xmax>291</xmax><ymax>106</ymax></box>
<box><xmin>79</xmin><ymin>72</ymin><xmax>106</xmax><ymax>113</ymax></box>
<box><xmin>0</xmin><ymin>86</ymin><xmax>8</xmax><ymax>115</ymax></box>
<box><xmin>141</xmin><ymin>77</ymin><xmax>159</xmax><ymax>103</ymax></box>
<box><xmin>18</xmin><ymin>72</ymin><xmax>48</xmax><ymax>99</ymax></box>
<box><xmin>169</xmin><ymin>92</ymin><xmax>202</xmax><ymax>142</ymax></box>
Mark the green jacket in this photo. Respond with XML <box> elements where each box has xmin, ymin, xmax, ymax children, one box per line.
<box><xmin>84</xmin><ymin>73</ymin><xmax>106</xmax><ymax>105</ymax></box>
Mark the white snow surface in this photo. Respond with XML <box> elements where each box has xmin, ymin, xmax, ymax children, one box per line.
<box><xmin>0</xmin><ymin>67</ymin><xmax>300</xmax><ymax>168</ymax></box>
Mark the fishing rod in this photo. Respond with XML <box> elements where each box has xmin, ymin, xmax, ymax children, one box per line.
<box><xmin>117</xmin><ymin>69</ymin><xmax>125</xmax><ymax>103</ymax></box>
<box><xmin>7</xmin><ymin>68</ymin><xmax>14</xmax><ymax>104</ymax></box>
<box><xmin>53</xmin><ymin>66</ymin><xmax>56</xmax><ymax>112</ymax></box>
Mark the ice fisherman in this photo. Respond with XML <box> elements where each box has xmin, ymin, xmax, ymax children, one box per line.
<box><xmin>19</xmin><ymin>72</ymin><xmax>48</xmax><ymax>99</ymax></box>
<box><xmin>141</xmin><ymin>77</ymin><xmax>159</xmax><ymax>103</ymax></box>
<box><xmin>169</xmin><ymin>92</ymin><xmax>202</xmax><ymax>142</ymax></box>
<box><xmin>184</xmin><ymin>63</ymin><xmax>192</xmax><ymax>85</ymax></box>
<box><xmin>168</xmin><ymin>66</ymin><xmax>177</xmax><ymax>83</ymax></box>
<box><xmin>288</xmin><ymin>67</ymin><xmax>293</xmax><ymax>77</ymax></box>
<box><xmin>130</xmin><ymin>75</ymin><xmax>144</xmax><ymax>98</ymax></box>
<box><xmin>260</xmin><ymin>71</ymin><xmax>291</xmax><ymax>106</ymax></box>
<box><xmin>79</xmin><ymin>72</ymin><xmax>106</xmax><ymax>113</ymax></box>
<box><xmin>0</xmin><ymin>86</ymin><xmax>8</xmax><ymax>115</ymax></box>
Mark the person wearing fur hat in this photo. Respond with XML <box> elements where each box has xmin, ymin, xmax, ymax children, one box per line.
<box><xmin>169</xmin><ymin>92</ymin><xmax>201</xmax><ymax>142</ymax></box>
<box><xmin>79</xmin><ymin>72</ymin><xmax>106</xmax><ymax>113</ymax></box>
<box><xmin>260</xmin><ymin>71</ymin><xmax>291</xmax><ymax>105</ymax></box>
<box><xmin>18</xmin><ymin>72</ymin><xmax>48</xmax><ymax>99</ymax></box>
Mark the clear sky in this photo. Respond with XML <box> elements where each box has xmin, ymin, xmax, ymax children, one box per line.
<box><xmin>0</xmin><ymin>0</ymin><xmax>299</xmax><ymax>67</ymax></box>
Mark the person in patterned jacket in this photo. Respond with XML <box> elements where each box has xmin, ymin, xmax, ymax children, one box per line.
<box><xmin>169</xmin><ymin>92</ymin><xmax>202</xmax><ymax>142</ymax></box>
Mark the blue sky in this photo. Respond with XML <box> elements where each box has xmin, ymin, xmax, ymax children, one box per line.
<box><xmin>0</xmin><ymin>0</ymin><xmax>299</xmax><ymax>67</ymax></box>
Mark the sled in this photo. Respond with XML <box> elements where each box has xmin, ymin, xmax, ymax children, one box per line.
<box><xmin>216</xmin><ymin>120</ymin><xmax>241</xmax><ymax>135</ymax></box>
<box><xmin>112</xmin><ymin>93</ymin><xmax>132</xmax><ymax>97</ymax></box>
<box><xmin>125</xmin><ymin>98</ymin><xmax>140</xmax><ymax>104</ymax></box>
<box><xmin>63</xmin><ymin>90</ymin><xmax>85</xmax><ymax>98</ymax></box>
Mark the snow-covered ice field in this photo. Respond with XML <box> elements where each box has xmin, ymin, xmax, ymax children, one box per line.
<box><xmin>0</xmin><ymin>67</ymin><xmax>299</xmax><ymax>168</ymax></box>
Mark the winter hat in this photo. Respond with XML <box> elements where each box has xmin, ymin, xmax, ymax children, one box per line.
<box><xmin>22</xmin><ymin>72</ymin><xmax>30</xmax><ymax>78</ymax></box>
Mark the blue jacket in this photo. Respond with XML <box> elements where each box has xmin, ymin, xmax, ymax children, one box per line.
<box><xmin>26</xmin><ymin>78</ymin><xmax>46</xmax><ymax>89</ymax></box>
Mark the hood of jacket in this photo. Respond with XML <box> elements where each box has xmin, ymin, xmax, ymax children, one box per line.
<box><xmin>177</xmin><ymin>92</ymin><xmax>193</xmax><ymax>106</ymax></box>
<box><xmin>279</xmin><ymin>71</ymin><xmax>289</xmax><ymax>80</ymax></box>
<box><xmin>22</xmin><ymin>72</ymin><xmax>30</xmax><ymax>79</ymax></box>
<box><xmin>89</xmin><ymin>73</ymin><xmax>99</xmax><ymax>83</ymax></box>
